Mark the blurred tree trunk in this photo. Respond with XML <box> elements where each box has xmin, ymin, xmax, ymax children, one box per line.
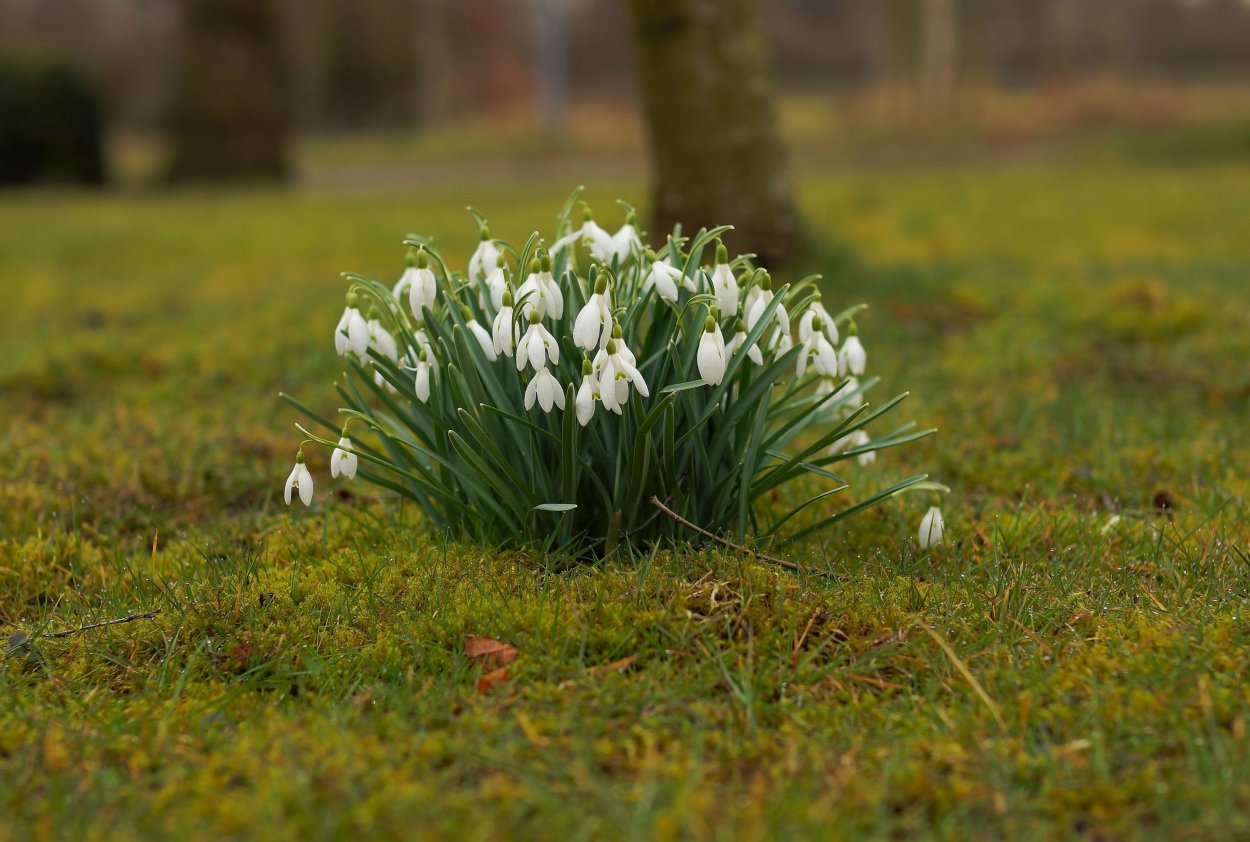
<box><xmin>167</xmin><ymin>0</ymin><xmax>289</xmax><ymax>182</ymax></box>
<box><xmin>625</xmin><ymin>0</ymin><xmax>803</xmax><ymax>266</ymax></box>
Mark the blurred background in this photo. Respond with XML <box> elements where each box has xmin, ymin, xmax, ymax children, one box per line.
<box><xmin>6</xmin><ymin>0</ymin><xmax>1250</xmax><ymax>202</ymax></box>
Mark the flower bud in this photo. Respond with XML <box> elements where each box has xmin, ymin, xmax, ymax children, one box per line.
<box><xmin>715</xmin><ymin>242</ymin><xmax>728</xmax><ymax>265</ymax></box>
<box><xmin>415</xmin><ymin>248</ymin><xmax>429</xmax><ymax>269</ymax></box>
<box><xmin>528</xmin><ymin>308</ymin><xmax>542</xmax><ymax>325</ymax></box>
<box><xmin>704</xmin><ymin>315</ymin><xmax>718</xmax><ymax>333</ymax></box>
<box><xmin>540</xmin><ymin>253</ymin><xmax>551</xmax><ymax>273</ymax></box>
<box><xmin>479</xmin><ymin>225</ymin><xmax>491</xmax><ymax>242</ymax></box>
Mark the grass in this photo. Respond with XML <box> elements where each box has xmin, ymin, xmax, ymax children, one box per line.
<box><xmin>2</xmin><ymin>153</ymin><xmax>1249</xmax><ymax>839</ymax></box>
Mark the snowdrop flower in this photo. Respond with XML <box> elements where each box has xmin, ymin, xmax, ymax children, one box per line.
<box><xmin>696</xmin><ymin>313</ymin><xmax>728</xmax><ymax>385</ymax></box>
<box><xmin>468</xmin><ymin>225</ymin><xmax>501</xmax><ymax>283</ymax></box>
<box><xmin>742</xmin><ymin>271</ymin><xmax>764</xmax><ymax>318</ymax></box>
<box><xmin>457</xmin><ymin>304</ymin><xmax>497</xmax><ymax>362</ymax></box>
<box><xmin>798</xmin><ymin>297</ymin><xmax>838</xmax><ymax>346</ymax></box>
<box><xmin>392</xmin><ymin>251</ymin><xmax>419</xmax><ymax>300</ymax></box>
<box><xmin>573</xmin><ymin>269</ymin><xmax>613</xmax><ymax>351</ymax></box>
<box><xmin>709</xmin><ymin>243</ymin><xmax>741</xmax><ymax>318</ymax></box>
<box><xmin>918</xmin><ymin>506</ymin><xmax>945</xmax><ymax>549</ymax></box>
<box><xmin>335</xmin><ymin>293</ymin><xmax>369</xmax><ymax>358</ymax></box>
<box><xmin>516</xmin><ymin>309</ymin><xmax>559</xmax><ymax>372</ymax></box>
<box><xmin>330</xmin><ymin>429</ymin><xmax>358</xmax><ymax>480</ymax></box>
<box><xmin>515</xmin><ymin>253</ymin><xmax>564</xmax><ymax>319</ymax></box>
<box><xmin>842</xmin><ymin>376</ymin><xmax>864</xmax><ymax>409</ymax></box>
<box><xmin>552</xmin><ymin>208</ymin><xmax>613</xmax><ymax>261</ymax></box>
<box><xmin>840</xmin><ymin>327</ymin><xmax>866</xmax><ymax>376</ymax></box>
<box><xmin>480</xmin><ymin>253</ymin><xmax>508</xmax><ymax>311</ymax></box>
<box><xmin>575</xmin><ymin>358</ymin><xmax>600</xmax><ymax>426</ymax></box>
<box><xmin>366</xmin><ymin>310</ymin><xmax>399</xmax><ymax>362</ymax></box>
<box><xmin>641</xmin><ymin>249</ymin><xmax>684</xmax><ymax>302</ymax></box>
<box><xmin>726</xmin><ymin>318</ymin><xmax>762</xmax><ymax>365</ymax></box>
<box><xmin>796</xmin><ymin>313</ymin><xmax>838</xmax><ymax>377</ymax></box>
<box><xmin>745</xmin><ymin>272</ymin><xmax>790</xmax><ymax>351</ymax></box>
<box><xmin>524</xmin><ymin>366</ymin><xmax>565</xmax><ymax>413</ymax></box>
<box><xmin>407</xmin><ymin>249</ymin><xmax>438</xmax><ymax>318</ymax></box>
<box><xmin>284</xmin><ymin>452</ymin><xmax>313</xmax><ymax>507</ymax></box>
<box><xmin>412</xmin><ymin>345</ymin><xmax>436</xmax><ymax>403</ymax></box>
<box><xmin>492</xmin><ymin>288</ymin><xmax>519</xmax><ymax>358</ymax></box>
<box><xmin>599</xmin><ymin>326</ymin><xmax>650</xmax><ymax>413</ymax></box>
<box><xmin>831</xmin><ymin>429</ymin><xmax>875</xmax><ymax>466</ymax></box>
<box><xmin>607</xmin><ymin>212</ymin><xmax>641</xmax><ymax>264</ymax></box>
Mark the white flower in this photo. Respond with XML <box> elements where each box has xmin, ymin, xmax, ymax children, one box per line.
<box><xmin>331</xmin><ymin>434</ymin><xmax>358</xmax><ymax>479</ymax></box>
<box><xmin>552</xmin><ymin>213</ymin><xmax>613</xmax><ymax>261</ymax></box>
<box><xmin>392</xmin><ymin>254</ymin><xmax>419</xmax><ymax>300</ymax></box>
<box><xmin>696</xmin><ymin>315</ymin><xmax>728</xmax><ymax>385</ymax></box>
<box><xmin>831</xmin><ymin>429</ymin><xmax>874</xmax><ymax>466</ymax></box>
<box><xmin>480</xmin><ymin>255</ymin><xmax>507</xmax><ymax>311</ymax></box>
<box><xmin>469</xmin><ymin>228</ymin><xmax>501</xmax><ymax>283</ymax></box>
<box><xmin>745</xmin><ymin>273</ymin><xmax>790</xmax><ymax>351</ymax></box>
<box><xmin>641</xmin><ymin>253</ymin><xmax>684</xmax><ymax>302</ymax></box>
<box><xmin>335</xmin><ymin>298</ymin><xmax>369</xmax><ymax>358</ymax></box>
<box><xmin>284</xmin><ymin>453</ymin><xmax>313</xmax><ymax>506</ymax></box>
<box><xmin>796</xmin><ymin>313</ymin><xmax>838</xmax><ymax>377</ymax></box>
<box><xmin>516</xmin><ymin>310</ymin><xmax>560</xmax><ymax>372</ymax></box>
<box><xmin>918</xmin><ymin>506</ymin><xmax>945</xmax><ymax>549</ymax></box>
<box><xmin>374</xmin><ymin>368</ymin><xmax>398</xmax><ymax>394</ymax></box>
<box><xmin>412</xmin><ymin>346</ymin><xmax>436</xmax><ymax>403</ymax></box>
<box><xmin>407</xmin><ymin>250</ymin><xmax>438</xmax><ymax>318</ymax></box>
<box><xmin>842</xmin><ymin>376</ymin><xmax>864</xmax><ymax>408</ymax></box>
<box><xmin>709</xmin><ymin>243</ymin><xmax>740</xmax><ymax>317</ymax></box>
<box><xmin>515</xmin><ymin>253</ymin><xmax>564</xmax><ymax>319</ymax></box>
<box><xmin>492</xmin><ymin>289</ymin><xmax>519</xmax><ymax>357</ymax></box>
<box><xmin>598</xmin><ymin>329</ymin><xmax>649</xmax><ymax>413</ymax></box>
<box><xmin>466</xmin><ymin>318</ymin><xmax>498</xmax><ymax>362</ymax></box>
<box><xmin>840</xmin><ymin>333</ymin><xmax>866</xmax><ymax>376</ymax></box>
<box><xmin>607</xmin><ymin>215</ymin><xmax>641</xmax><ymax>263</ymax></box>
<box><xmin>726</xmin><ymin>318</ymin><xmax>762</xmax><ymax>365</ymax></box>
<box><xmin>524</xmin><ymin>366</ymin><xmax>565</xmax><ymax>413</ymax></box>
<box><xmin>366</xmin><ymin>316</ymin><xmax>399</xmax><ymax>362</ymax></box>
<box><xmin>798</xmin><ymin>299</ymin><xmax>838</xmax><ymax>346</ymax></box>
<box><xmin>575</xmin><ymin>360</ymin><xmax>600</xmax><ymax>426</ymax></box>
<box><xmin>573</xmin><ymin>271</ymin><xmax>613</xmax><ymax>351</ymax></box>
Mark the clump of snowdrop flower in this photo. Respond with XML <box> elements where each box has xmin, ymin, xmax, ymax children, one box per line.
<box><xmin>282</xmin><ymin>189</ymin><xmax>944</xmax><ymax>556</ymax></box>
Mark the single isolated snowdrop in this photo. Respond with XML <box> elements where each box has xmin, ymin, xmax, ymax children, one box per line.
<box><xmin>330</xmin><ymin>428</ymin><xmax>358</xmax><ymax>480</ymax></box>
<box><xmin>573</xmin><ymin>268</ymin><xmax>613</xmax><ymax>351</ymax></box>
<box><xmin>641</xmin><ymin>250</ymin><xmax>683</xmax><ymax>302</ymax></box>
<box><xmin>492</xmin><ymin>287</ymin><xmax>519</xmax><ymax>358</ymax></box>
<box><xmin>918</xmin><ymin>506</ymin><xmax>945</xmax><ymax>549</ymax></box>
<box><xmin>697</xmin><ymin>313</ymin><xmax>728</xmax><ymax>385</ymax></box>
<box><xmin>575</xmin><ymin>358</ymin><xmax>600</xmax><ymax>426</ymax></box>
<box><xmin>335</xmin><ymin>292</ymin><xmax>369</xmax><ymax>358</ymax></box>
<box><xmin>516</xmin><ymin>309</ymin><xmax>560</xmax><ymax>372</ymax></box>
<box><xmin>284</xmin><ymin>452</ymin><xmax>314</xmax><ymax>507</ymax></box>
<box><xmin>515</xmin><ymin>253</ymin><xmax>564</xmax><ymax>319</ymax></box>
<box><xmin>598</xmin><ymin>325</ymin><xmax>649</xmax><ymax>413</ymax></box>
<box><xmin>459</xmin><ymin>304</ymin><xmax>497</xmax><ymax>362</ymax></box>
<box><xmin>407</xmin><ymin>249</ymin><xmax>439</xmax><ymax>319</ymax></box>
<box><xmin>709</xmin><ymin>243</ymin><xmax>741</xmax><ymax>318</ymax></box>
<box><xmin>796</xmin><ymin>313</ymin><xmax>838</xmax><ymax>377</ymax></box>
<box><xmin>525</xmin><ymin>366</ymin><xmax>565</xmax><ymax>413</ymax></box>
<box><xmin>468</xmin><ymin>225</ymin><xmax>501</xmax><ymax>283</ymax></box>
<box><xmin>726</xmin><ymin>318</ymin><xmax>762</xmax><ymax>365</ymax></box>
<box><xmin>798</xmin><ymin>296</ymin><xmax>838</xmax><ymax>346</ymax></box>
<box><xmin>840</xmin><ymin>326</ymin><xmax>867</xmax><ymax>376</ymax></box>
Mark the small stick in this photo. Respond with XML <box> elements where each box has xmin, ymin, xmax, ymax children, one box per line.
<box><xmin>42</xmin><ymin>609</ymin><xmax>161</xmax><ymax>640</ymax></box>
<box><xmin>648</xmin><ymin>496</ymin><xmax>800</xmax><ymax>572</ymax></box>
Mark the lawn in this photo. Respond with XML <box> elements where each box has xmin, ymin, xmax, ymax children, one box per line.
<box><xmin>2</xmin><ymin>158</ymin><xmax>1249</xmax><ymax>840</ymax></box>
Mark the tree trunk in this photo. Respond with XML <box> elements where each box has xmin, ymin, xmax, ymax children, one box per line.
<box><xmin>167</xmin><ymin>0</ymin><xmax>290</xmax><ymax>182</ymax></box>
<box><xmin>918</xmin><ymin>0</ymin><xmax>957</xmax><ymax>112</ymax></box>
<box><xmin>625</xmin><ymin>0</ymin><xmax>803</xmax><ymax>266</ymax></box>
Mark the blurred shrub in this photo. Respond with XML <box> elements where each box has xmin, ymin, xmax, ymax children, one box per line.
<box><xmin>0</xmin><ymin>53</ymin><xmax>105</xmax><ymax>186</ymax></box>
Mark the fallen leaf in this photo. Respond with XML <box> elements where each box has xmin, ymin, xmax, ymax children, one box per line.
<box><xmin>465</xmin><ymin>636</ymin><xmax>517</xmax><ymax>666</ymax></box>
<box><xmin>587</xmin><ymin>655</ymin><xmax>637</xmax><ymax>675</ymax></box>
<box><xmin>476</xmin><ymin>666</ymin><xmax>509</xmax><ymax>694</ymax></box>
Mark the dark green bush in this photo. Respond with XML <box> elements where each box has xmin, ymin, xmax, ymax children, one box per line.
<box><xmin>0</xmin><ymin>53</ymin><xmax>105</xmax><ymax>186</ymax></box>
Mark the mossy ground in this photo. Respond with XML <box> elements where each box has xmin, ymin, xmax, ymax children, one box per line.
<box><xmin>2</xmin><ymin>150</ymin><xmax>1249</xmax><ymax>840</ymax></box>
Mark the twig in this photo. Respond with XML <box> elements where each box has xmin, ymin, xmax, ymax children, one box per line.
<box><xmin>648</xmin><ymin>496</ymin><xmax>801</xmax><ymax>572</ymax></box>
<box><xmin>42</xmin><ymin>609</ymin><xmax>161</xmax><ymax>639</ymax></box>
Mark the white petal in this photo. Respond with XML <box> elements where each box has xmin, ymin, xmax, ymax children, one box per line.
<box><xmin>576</xmin><ymin>379</ymin><xmax>596</xmax><ymax>426</ymax></box>
<box><xmin>468</xmin><ymin>321</ymin><xmax>497</xmax><ymax>362</ymax></box>
<box><xmin>918</xmin><ymin>507</ymin><xmax>945</xmax><ymax>549</ymax></box>
<box><xmin>284</xmin><ymin>464</ymin><xmax>299</xmax><ymax>505</ymax></box>
<box><xmin>297</xmin><ymin>465</ymin><xmax>314</xmax><ymax>506</ymax></box>
<box><xmin>348</xmin><ymin>311</ymin><xmax>369</xmax><ymax>358</ymax></box>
